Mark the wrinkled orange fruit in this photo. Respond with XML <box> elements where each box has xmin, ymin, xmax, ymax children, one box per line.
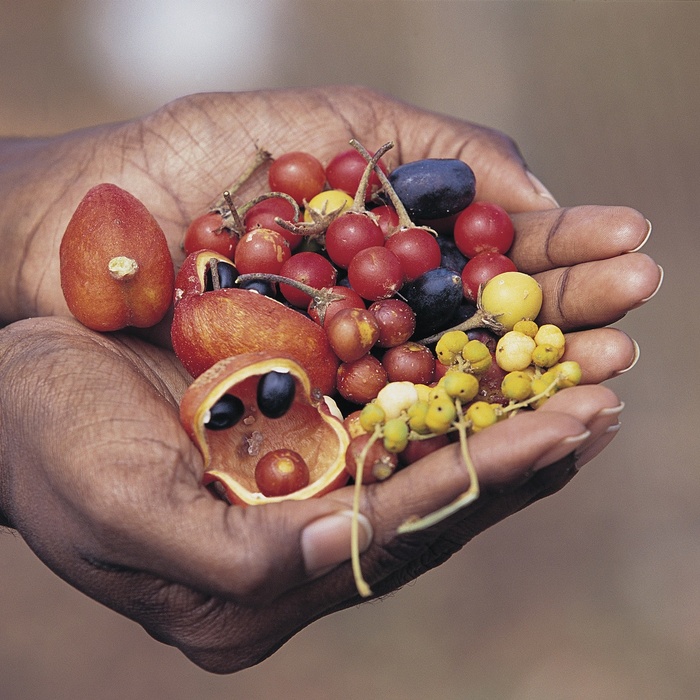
<box><xmin>180</xmin><ymin>352</ymin><xmax>350</xmax><ymax>505</ymax></box>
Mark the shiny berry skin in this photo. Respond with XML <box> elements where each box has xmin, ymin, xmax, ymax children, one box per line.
<box><xmin>278</xmin><ymin>252</ymin><xmax>337</xmax><ymax>307</ymax></box>
<box><xmin>336</xmin><ymin>354</ymin><xmax>388</xmax><ymax>404</ymax></box>
<box><xmin>255</xmin><ymin>449</ymin><xmax>310</xmax><ymax>497</ymax></box>
<box><xmin>347</xmin><ymin>246</ymin><xmax>404</xmax><ymax>301</ymax></box>
<box><xmin>453</xmin><ymin>202</ymin><xmax>515</xmax><ymax>257</ymax></box>
<box><xmin>325</xmin><ymin>307</ymin><xmax>380</xmax><ymax>362</ymax></box>
<box><xmin>325</xmin><ymin>148</ymin><xmax>386</xmax><ymax>201</ymax></box>
<box><xmin>460</xmin><ymin>251</ymin><xmax>517</xmax><ymax>303</ymax></box>
<box><xmin>204</xmin><ymin>393</ymin><xmax>245</xmax><ymax>430</ymax></box>
<box><xmin>244</xmin><ymin>196</ymin><xmax>302</xmax><ymax>250</ymax></box>
<box><xmin>388</xmin><ymin>158</ymin><xmax>476</xmax><ymax>220</ymax></box>
<box><xmin>234</xmin><ymin>228</ymin><xmax>291</xmax><ymax>275</ymax></box>
<box><xmin>384</xmin><ymin>227</ymin><xmax>442</xmax><ymax>282</ymax></box>
<box><xmin>325</xmin><ymin>212</ymin><xmax>385</xmax><ymax>269</ymax></box>
<box><xmin>183</xmin><ymin>212</ymin><xmax>237</xmax><ymax>258</ymax></box>
<box><xmin>368</xmin><ymin>298</ymin><xmax>415</xmax><ymax>348</ymax></box>
<box><xmin>370</xmin><ymin>204</ymin><xmax>400</xmax><ymax>238</ymax></box>
<box><xmin>381</xmin><ymin>342</ymin><xmax>436</xmax><ymax>384</ymax></box>
<box><xmin>308</xmin><ymin>285</ymin><xmax>365</xmax><ymax>328</ymax></box>
<box><xmin>481</xmin><ymin>271</ymin><xmax>543</xmax><ymax>331</ymax></box>
<box><xmin>256</xmin><ymin>371</ymin><xmax>296</xmax><ymax>418</ymax></box>
<box><xmin>268</xmin><ymin>152</ymin><xmax>326</xmax><ymax>205</ymax></box>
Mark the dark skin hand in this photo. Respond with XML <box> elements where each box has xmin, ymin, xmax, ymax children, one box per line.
<box><xmin>0</xmin><ymin>86</ymin><xmax>661</xmax><ymax>672</ymax></box>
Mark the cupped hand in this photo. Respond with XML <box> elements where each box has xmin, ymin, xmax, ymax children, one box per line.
<box><xmin>0</xmin><ymin>316</ymin><xmax>623</xmax><ymax>673</ymax></box>
<box><xmin>0</xmin><ymin>85</ymin><xmax>576</xmax><ymax>321</ymax></box>
<box><xmin>0</xmin><ymin>85</ymin><xmax>662</xmax><ymax>672</ymax></box>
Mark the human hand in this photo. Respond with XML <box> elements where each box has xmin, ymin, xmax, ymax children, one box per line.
<box><xmin>0</xmin><ymin>316</ymin><xmax>624</xmax><ymax>673</ymax></box>
<box><xmin>0</xmin><ymin>86</ymin><xmax>662</xmax><ymax>672</ymax></box>
<box><xmin>1</xmin><ymin>85</ymin><xmax>560</xmax><ymax>323</ymax></box>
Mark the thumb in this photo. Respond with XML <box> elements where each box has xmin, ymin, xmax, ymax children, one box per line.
<box><xmin>136</xmin><ymin>494</ymin><xmax>373</xmax><ymax>605</ymax></box>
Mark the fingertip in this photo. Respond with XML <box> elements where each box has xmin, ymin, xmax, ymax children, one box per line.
<box><xmin>526</xmin><ymin>171</ymin><xmax>560</xmax><ymax>209</ymax></box>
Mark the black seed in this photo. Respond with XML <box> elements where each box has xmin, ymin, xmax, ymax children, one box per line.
<box><xmin>205</xmin><ymin>394</ymin><xmax>245</xmax><ymax>430</ymax></box>
<box><xmin>238</xmin><ymin>278</ymin><xmax>277</xmax><ymax>298</ymax></box>
<box><xmin>257</xmin><ymin>371</ymin><xmax>296</xmax><ymax>419</ymax></box>
<box><xmin>204</xmin><ymin>260</ymin><xmax>238</xmax><ymax>291</ymax></box>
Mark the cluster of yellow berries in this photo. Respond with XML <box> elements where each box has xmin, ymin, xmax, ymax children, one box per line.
<box><xmin>352</xmin><ymin>320</ymin><xmax>581</xmax><ymax>457</ymax></box>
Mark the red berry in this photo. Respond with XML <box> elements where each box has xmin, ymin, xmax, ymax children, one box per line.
<box><xmin>453</xmin><ymin>202</ymin><xmax>515</xmax><ymax>257</ymax></box>
<box><xmin>461</xmin><ymin>251</ymin><xmax>517</xmax><ymax>302</ymax></box>
<box><xmin>347</xmin><ymin>246</ymin><xmax>404</xmax><ymax>301</ymax></box>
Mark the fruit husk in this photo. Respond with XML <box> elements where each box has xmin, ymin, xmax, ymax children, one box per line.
<box><xmin>172</xmin><ymin>250</ymin><xmax>340</xmax><ymax>395</ymax></box>
<box><xmin>59</xmin><ymin>183</ymin><xmax>174</xmax><ymax>331</ymax></box>
<box><xmin>180</xmin><ymin>353</ymin><xmax>350</xmax><ymax>505</ymax></box>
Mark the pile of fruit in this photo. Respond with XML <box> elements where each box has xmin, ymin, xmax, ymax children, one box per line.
<box><xmin>59</xmin><ymin>140</ymin><xmax>580</xmax><ymax>596</ymax></box>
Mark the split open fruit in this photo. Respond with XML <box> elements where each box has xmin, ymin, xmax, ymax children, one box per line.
<box><xmin>180</xmin><ymin>352</ymin><xmax>350</xmax><ymax>505</ymax></box>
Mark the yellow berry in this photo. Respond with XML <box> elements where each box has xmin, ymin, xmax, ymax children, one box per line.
<box><xmin>495</xmin><ymin>331</ymin><xmax>537</xmax><ymax>371</ymax></box>
<box><xmin>481</xmin><ymin>272</ymin><xmax>543</xmax><ymax>331</ymax></box>
<box><xmin>435</xmin><ymin>330</ymin><xmax>469</xmax><ymax>366</ymax></box>
<box><xmin>414</xmin><ymin>383</ymin><xmax>432</xmax><ymax>404</ymax></box>
<box><xmin>359</xmin><ymin>402</ymin><xmax>385</xmax><ymax>432</ymax></box>
<box><xmin>531</xmin><ymin>343</ymin><xmax>561</xmax><ymax>368</ymax></box>
<box><xmin>550</xmin><ymin>360</ymin><xmax>582</xmax><ymax>388</ymax></box>
<box><xmin>513</xmin><ymin>320</ymin><xmax>539</xmax><ymax>337</ymax></box>
<box><xmin>425</xmin><ymin>397</ymin><xmax>457</xmax><ymax>434</ymax></box>
<box><xmin>501</xmin><ymin>370</ymin><xmax>533</xmax><ymax>401</ymax></box>
<box><xmin>428</xmin><ymin>384</ymin><xmax>450</xmax><ymax>403</ymax></box>
<box><xmin>304</xmin><ymin>189</ymin><xmax>353</xmax><ymax>221</ymax></box>
<box><xmin>466</xmin><ymin>401</ymin><xmax>498</xmax><ymax>432</ymax></box>
<box><xmin>407</xmin><ymin>400</ymin><xmax>430</xmax><ymax>434</ymax></box>
<box><xmin>534</xmin><ymin>324</ymin><xmax>566</xmax><ymax>351</ymax></box>
<box><xmin>442</xmin><ymin>371</ymin><xmax>480</xmax><ymax>402</ymax></box>
<box><xmin>461</xmin><ymin>339</ymin><xmax>492</xmax><ymax>373</ymax></box>
<box><xmin>383</xmin><ymin>417</ymin><xmax>410</xmax><ymax>453</ymax></box>
<box><xmin>530</xmin><ymin>376</ymin><xmax>555</xmax><ymax>407</ymax></box>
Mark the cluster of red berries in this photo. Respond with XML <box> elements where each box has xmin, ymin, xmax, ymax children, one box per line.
<box><xmin>181</xmin><ymin>141</ymin><xmax>523</xmax><ymax>411</ymax></box>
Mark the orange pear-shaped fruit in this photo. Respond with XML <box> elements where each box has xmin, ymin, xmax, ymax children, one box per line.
<box><xmin>59</xmin><ymin>183</ymin><xmax>174</xmax><ymax>331</ymax></box>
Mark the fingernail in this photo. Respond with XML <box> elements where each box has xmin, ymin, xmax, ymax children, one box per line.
<box><xmin>526</xmin><ymin>171</ymin><xmax>560</xmax><ymax>208</ymax></box>
<box><xmin>574</xmin><ymin>422</ymin><xmax>622</xmax><ymax>467</ymax></box>
<box><xmin>596</xmin><ymin>401</ymin><xmax>625</xmax><ymax>417</ymax></box>
<box><xmin>614</xmin><ymin>339</ymin><xmax>640</xmax><ymax>376</ymax></box>
<box><xmin>532</xmin><ymin>430</ymin><xmax>591</xmax><ymax>471</ymax></box>
<box><xmin>627</xmin><ymin>219</ymin><xmax>653</xmax><ymax>252</ymax></box>
<box><xmin>637</xmin><ymin>265</ymin><xmax>664</xmax><ymax>305</ymax></box>
<box><xmin>301</xmin><ymin>510</ymin><xmax>373</xmax><ymax>578</ymax></box>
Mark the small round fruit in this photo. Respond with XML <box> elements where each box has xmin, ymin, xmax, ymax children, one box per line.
<box><xmin>345</xmin><ymin>433</ymin><xmax>398</xmax><ymax>484</ymax></box>
<box><xmin>453</xmin><ymin>202</ymin><xmax>515</xmax><ymax>257</ymax></box>
<box><xmin>495</xmin><ymin>331</ymin><xmax>537</xmax><ymax>371</ymax></box>
<box><xmin>381</xmin><ymin>342</ymin><xmax>435</xmax><ymax>385</ymax></box>
<box><xmin>368</xmin><ymin>298</ymin><xmax>416</xmax><ymax>348</ymax></box>
<box><xmin>347</xmin><ymin>246</ymin><xmax>404</xmax><ymax>301</ymax></box>
<box><xmin>234</xmin><ymin>228</ymin><xmax>291</xmax><ymax>275</ymax></box>
<box><xmin>336</xmin><ymin>354</ymin><xmax>388</xmax><ymax>404</ymax></box>
<box><xmin>255</xmin><ymin>449</ymin><xmax>310</xmax><ymax>497</ymax></box>
<box><xmin>481</xmin><ymin>271</ymin><xmax>543</xmax><ymax>331</ymax></box>
<box><xmin>268</xmin><ymin>151</ymin><xmax>326</xmax><ymax>205</ymax></box>
<box><xmin>184</xmin><ymin>212</ymin><xmax>238</xmax><ymax>258</ymax></box>
<box><xmin>325</xmin><ymin>307</ymin><xmax>380</xmax><ymax>363</ymax></box>
<box><xmin>384</xmin><ymin>227</ymin><xmax>442</xmax><ymax>282</ymax></box>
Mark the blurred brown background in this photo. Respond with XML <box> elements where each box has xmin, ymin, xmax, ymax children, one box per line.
<box><xmin>1</xmin><ymin>2</ymin><xmax>697</xmax><ymax>699</ymax></box>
